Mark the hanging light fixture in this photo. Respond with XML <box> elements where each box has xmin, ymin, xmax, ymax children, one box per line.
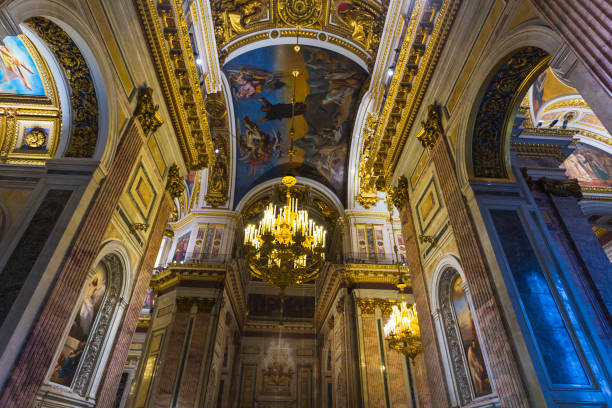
<box><xmin>383</xmin><ymin>200</ymin><xmax>423</xmax><ymax>359</ymax></box>
<box><xmin>243</xmin><ymin>176</ymin><xmax>327</xmax><ymax>293</ymax></box>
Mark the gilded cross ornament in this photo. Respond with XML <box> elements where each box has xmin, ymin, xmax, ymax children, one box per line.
<box><xmin>166</xmin><ymin>164</ymin><xmax>185</xmax><ymax>199</ymax></box>
<box><xmin>135</xmin><ymin>87</ymin><xmax>164</xmax><ymax>135</ymax></box>
<box><xmin>417</xmin><ymin>104</ymin><xmax>443</xmax><ymax>150</ymax></box>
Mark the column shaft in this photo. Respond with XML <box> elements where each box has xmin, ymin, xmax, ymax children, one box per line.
<box><xmin>0</xmin><ymin>118</ymin><xmax>145</xmax><ymax>407</ymax></box>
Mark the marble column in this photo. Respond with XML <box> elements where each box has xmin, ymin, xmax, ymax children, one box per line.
<box><xmin>148</xmin><ymin>296</ymin><xmax>216</xmax><ymax>408</ymax></box>
<box><xmin>0</xmin><ymin>117</ymin><xmax>146</xmax><ymax>407</ymax></box>
<box><xmin>424</xmin><ymin>110</ymin><xmax>530</xmax><ymax>406</ymax></box>
<box><xmin>398</xmin><ymin>204</ymin><xmax>448</xmax><ymax>408</ymax></box>
<box><xmin>95</xmin><ymin>191</ymin><xmax>174</xmax><ymax>408</ymax></box>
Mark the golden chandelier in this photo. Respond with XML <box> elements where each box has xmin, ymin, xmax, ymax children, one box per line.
<box><xmin>243</xmin><ymin>176</ymin><xmax>326</xmax><ymax>292</ymax></box>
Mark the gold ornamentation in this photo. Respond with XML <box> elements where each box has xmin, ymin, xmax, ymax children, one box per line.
<box><xmin>213</xmin><ymin>0</ymin><xmax>268</xmax><ymax>44</ymax></box>
<box><xmin>243</xmin><ymin>176</ymin><xmax>327</xmax><ymax>292</ymax></box>
<box><xmin>313</xmin><ymin>198</ymin><xmax>339</xmax><ymax>225</ymax></box>
<box><xmin>176</xmin><ymin>296</ymin><xmax>216</xmax><ymax>313</ymax></box>
<box><xmin>357</xmin><ymin>298</ymin><xmax>377</xmax><ymax>314</ymax></box>
<box><xmin>135</xmin><ymin>0</ymin><xmax>214</xmax><ymax>170</ymax></box>
<box><xmin>472</xmin><ymin>48</ymin><xmax>549</xmax><ymax>178</ymax></box>
<box><xmin>24</xmin><ymin>128</ymin><xmax>47</xmax><ymax>148</ymax></box>
<box><xmin>135</xmin><ymin>87</ymin><xmax>163</xmax><ymax>135</ymax></box>
<box><xmin>418</xmin><ymin>234</ymin><xmax>438</xmax><ymax>246</ymax></box>
<box><xmin>356</xmin><ymin>188</ymin><xmax>380</xmax><ymax>209</ymax></box>
<box><xmin>534</xmin><ymin>177</ymin><xmax>582</xmax><ymax>198</ymax></box>
<box><xmin>204</xmin><ymin>95</ymin><xmax>227</xmax><ymax>119</ymax></box>
<box><xmin>27</xmin><ymin>17</ymin><xmax>98</xmax><ymax>158</ymax></box>
<box><xmin>278</xmin><ymin>0</ymin><xmax>322</xmax><ymax>27</ymax></box>
<box><xmin>333</xmin><ymin>0</ymin><xmax>383</xmax><ymax>52</ymax></box>
<box><xmin>417</xmin><ymin>104</ymin><xmax>443</xmax><ymax>149</ymax></box>
<box><xmin>129</xmin><ymin>223</ymin><xmax>149</xmax><ymax>233</ymax></box>
<box><xmin>244</xmin><ymin>197</ymin><xmax>271</xmax><ymax>220</ymax></box>
<box><xmin>166</xmin><ymin>164</ymin><xmax>185</xmax><ymax>199</ymax></box>
<box><xmin>389</xmin><ymin>176</ymin><xmax>409</xmax><ymax>210</ymax></box>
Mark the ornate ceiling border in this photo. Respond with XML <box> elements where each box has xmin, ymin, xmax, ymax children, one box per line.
<box><xmin>135</xmin><ymin>0</ymin><xmax>215</xmax><ymax>170</ymax></box>
<box><xmin>357</xmin><ymin>0</ymin><xmax>461</xmax><ymax>195</ymax></box>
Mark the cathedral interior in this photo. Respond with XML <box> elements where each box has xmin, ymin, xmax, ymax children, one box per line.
<box><xmin>0</xmin><ymin>0</ymin><xmax>611</xmax><ymax>407</ymax></box>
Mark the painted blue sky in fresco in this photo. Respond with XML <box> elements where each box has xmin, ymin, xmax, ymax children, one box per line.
<box><xmin>223</xmin><ymin>45</ymin><xmax>367</xmax><ymax>207</ymax></box>
<box><xmin>0</xmin><ymin>36</ymin><xmax>45</xmax><ymax>96</ymax></box>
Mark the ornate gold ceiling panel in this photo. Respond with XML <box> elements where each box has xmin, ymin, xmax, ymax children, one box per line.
<box><xmin>135</xmin><ymin>0</ymin><xmax>215</xmax><ymax>170</ymax></box>
<box><xmin>211</xmin><ymin>0</ymin><xmax>388</xmax><ymax>66</ymax></box>
<box><xmin>357</xmin><ymin>0</ymin><xmax>460</xmax><ymax>195</ymax></box>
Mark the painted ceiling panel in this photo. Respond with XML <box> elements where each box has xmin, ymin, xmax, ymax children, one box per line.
<box><xmin>223</xmin><ymin>44</ymin><xmax>367</xmax><ymax>207</ymax></box>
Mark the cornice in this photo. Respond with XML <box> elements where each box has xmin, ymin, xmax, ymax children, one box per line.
<box><xmin>135</xmin><ymin>0</ymin><xmax>215</xmax><ymax>170</ymax></box>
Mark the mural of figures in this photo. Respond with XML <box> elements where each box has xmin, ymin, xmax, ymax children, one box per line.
<box><xmin>172</xmin><ymin>232</ymin><xmax>191</xmax><ymax>262</ymax></box>
<box><xmin>562</xmin><ymin>143</ymin><xmax>612</xmax><ymax>187</ymax></box>
<box><xmin>50</xmin><ymin>266</ymin><xmax>107</xmax><ymax>386</ymax></box>
<box><xmin>223</xmin><ymin>45</ymin><xmax>367</xmax><ymax>205</ymax></box>
<box><xmin>451</xmin><ymin>277</ymin><xmax>491</xmax><ymax>397</ymax></box>
<box><xmin>0</xmin><ymin>36</ymin><xmax>45</xmax><ymax>96</ymax></box>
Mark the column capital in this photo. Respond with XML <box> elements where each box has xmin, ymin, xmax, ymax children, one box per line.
<box><xmin>417</xmin><ymin>104</ymin><xmax>443</xmax><ymax>150</ymax></box>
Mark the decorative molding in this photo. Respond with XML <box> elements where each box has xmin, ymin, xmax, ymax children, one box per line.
<box><xmin>357</xmin><ymin>298</ymin><xmax>396</xmax><ymax>315</ymax></box>
<box><xmin>389</xmin><ymin>175</ymin><xmax>409</xmax><ymax>210</ymax></box>
<box><xmin>135</xmin><ymin>0</ymin><xmax>214</xmax><ymax>169</ymax></box>
<box><xmin>472</xmin><ymin>48</ymin><xmax>550</xmax><ymax>178</ymax></box>
<box><xmin>344</xmin><ymin>263</ymin><xmax>410</xmax><ymax>286</ymax></box>
<box><xmin>151</xmin><ymin>264</ymin><xmax>227</xmax><ymax>292</ymax></box>
<box><xmin>27</xmin><ymin>17</ymin><xmax>98</xmax><ymax>158</ymax></box>
<box><xmin>166</xmin><ymin>164</ymin><xmax>185</xmax><ymax>199</ymax></box>
<box><xmin>417</xmin><ymin>104</ymin><xmax>443</xmax><ymax>149</ymax></box>
<box><xmin>135</xmin><ymin>87</ymin><xmax>164</xmax><ymax>135</ymax></box>
<box><xmin>73</xmin><ymin>254</ymin><xmax>123</xmax><ymax>396</ymax></box>
<box><xmin>533</xmin><ymin>176</ymin><xmax>582</xmax><ymax>198</ymax></box>
<box><xmin>176</xmin><ymin>296</ymin><xmax>216</xmax><ymax>313</ymax></box>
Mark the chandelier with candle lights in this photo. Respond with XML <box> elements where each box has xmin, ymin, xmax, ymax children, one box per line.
<box><xmin>243</xmin><ymin>176</ymin><xmax>327</xmax><ymax>292</ymax></box>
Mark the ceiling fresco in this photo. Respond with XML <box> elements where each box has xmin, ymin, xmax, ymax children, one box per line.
<box><xmin>223</xmin><ymin>44</ymin><xmax>368</xmax><ymax>206</ymax></box>
<box><xmin>0</xmin><ymin>35</ymin><xmax>45</xmax><ymax>96</ymax></box>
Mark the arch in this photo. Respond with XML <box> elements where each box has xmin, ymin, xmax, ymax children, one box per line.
<box><xmin>234</xmin><ymin>175</ymin><xmax>345</xmax><ymax>216</ymax></box>
<box><xmin>431</xmin><ymin>254</ymin><xmax>495</xmax><ymax>407</ymax></box>
<box><xmin>4</xmin><ymin>0</ymin><xmax>117</xmax><ymax>169</ymax></box>
<box><xmin>454</xmin><ymin>24</ymin><xmax>568</xmax><ymax>186</ymax></box>
<box><xmin>45</xmin><ymin>240</ymin><xmax>131</xmax><ymax>401</ymax></box>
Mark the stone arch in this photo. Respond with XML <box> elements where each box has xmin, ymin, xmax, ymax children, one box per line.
<box><xmin>430</xmin><ymin>254</ymin><xmax>495</xmax><ymax>407</ymax></box>
<box><xmin>453</xmin><ymin>24</ymin><xmax>568</xmax><ymax>186</ymax></box>
<box><xmin>3</xmin><ymin>0</ymin><xmax>117</xmax><ymax>169</ymax></box>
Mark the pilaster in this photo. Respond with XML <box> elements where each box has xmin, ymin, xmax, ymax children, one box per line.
<box><xmin>0</xmin><ymin>117</ymin><xmax>146</xmax><ymax>407</ymax></box>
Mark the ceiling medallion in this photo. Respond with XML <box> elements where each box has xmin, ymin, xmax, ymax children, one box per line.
<box><xmin>243</xmin><ymin>176</ymin><xmax>327</xmax><ymax>293</ymax></box>
<box><xmin>277</xmin><ymin>0</ymin><xmax>323</xmax><ymax>27</ymax></box>
<box><xmin>24</xmin><ymin>128</ymin><xmax>47</xmax><ymax>148</ymax></box>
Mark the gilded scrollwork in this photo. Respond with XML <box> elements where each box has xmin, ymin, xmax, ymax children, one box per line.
<box><xmin>212</xmin><ymin>0</ymin><xmax>269</xmax><ymax>44</ymax></box>
<box><xmin>27</xmin><ymin>17</ymin><xmax>98</xmax><ymax>158</ymax></box>
<box><xmin>389</xmin><ymin>175</ymin><xmax>409</xmax><ymax>210</ymax></box>
<box><xmin>333</xmin><ymin>0</ymin><xmax>383</xmax><ymax>52</ymax></box>
<box><xmin>417</xmin><ymin>104</ymin><xmax>443</xmax><ymax>150</ymax></box>
<box><xmin>166</xmin><ymin>164</ymin><xmax>186</xmax><ymax>199</ymax></box>
<box><xmin>135</xmin><ymin>87</ymin><xmax>164</xmax><ymax>135</ymax></box>
<box><xmin>472</xmin><ymin>47</ymin><xmax>549</xmax><ymax>178</ymax></box>
<box><xmin>278</xmin><ymin>0</ymin><xmax>323</xmax><ymax>27</ymax></box>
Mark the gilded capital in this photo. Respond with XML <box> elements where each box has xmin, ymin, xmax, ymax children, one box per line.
<box><xmin>357</xmin><ymin>298</ymin><xmax>377</xmax><ymax>315</ymax></box>
<box><xmin>417</xmin><ymin>104</ymin><xmax>443</xmax><ymax>150</ymax></box>
<box><xmin>176</xmin><ymin>296</ymin><xmax>216</xmax><ymax>313</ymax></box>
<box><xmin>389</xmin><ymin>176</ymin><xmax>409</xmax><ymax>210</ymax></box>
<box><xmin>136</xmin><ymin>87</ymin><xmax>164</xmax><ymax>135</ymax></box>
<box><xmin>166</xmin><ymin>164</ymin><xmax>185</xmax><ymax>199</ymax></box>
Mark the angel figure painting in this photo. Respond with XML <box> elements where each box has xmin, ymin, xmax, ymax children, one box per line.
<box><xmin>223</xmin><ymin>45</ymin><xmax>367</xmax><ymax>205</ymax></box>
<box><xmin>51</xmin><ymin>266</ymin><xmax>107</xmax><ymax>386</ymax></box>
<box><xmin>0</xmin><ymin>35</ymin><xmax>45</xmax><ymax>96</ymax></box>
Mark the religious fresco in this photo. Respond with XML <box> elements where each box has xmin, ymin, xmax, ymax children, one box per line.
<box><xmin>562</xmin><ymin>143</ymin><xmax>612</xmax><ymax>188</ymax></box>
<box><xmin>51</xmin><ymin>266</ymin><xmax>107</xmax><ymax>386</ymax></box>
<box><xmin>530</xmin><ymin>68</ymin><xmax>578</xmax><ymax>120</ymax></box>
<box><xmin>172</xmin><ymin>232</ymin><xmax>191</xmax><ymax>262</ymax></box>
<box><xmin>451</xmin><ymin>276</ymin><xmax>491</xmax><ymax>397</ymax></box>
<box><xmin>0</xmin><ymin>36</ymin><xmax>45</xmax><ymax>96</ymax></box>
<box><xmin>223</xmin><ymin>45</ymin><xmax>367</xmax><ymax>206</ymax></box>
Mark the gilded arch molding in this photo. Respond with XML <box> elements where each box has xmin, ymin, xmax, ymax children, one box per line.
<box><xmin>470</xmin><ymin>46</ymin><xmax>549</xmax><ymax>179</ymax></box>
<box><xmin>26</xmin><ymin>17</ymin><xmax>99</xmax><ymax>158</ymax></box>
